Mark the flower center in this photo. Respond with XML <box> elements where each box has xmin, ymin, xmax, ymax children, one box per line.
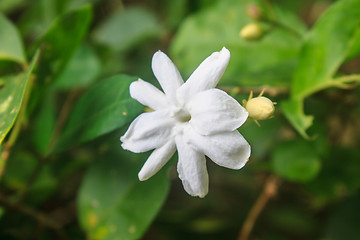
<box><xmin>171</xmin><ymin>107</ymin><xmax>191</xmax><ymax>123</ymax></box>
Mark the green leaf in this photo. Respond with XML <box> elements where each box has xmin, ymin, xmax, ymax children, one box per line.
<box><xmin>78</xmin><ymin>151</ymin><xmax>169</xmax><ymax>240</ymax></box>
<box><xmin>272</xmin><ymin>139</ymin><xmax>321</xmax><ymax>182</ymax></box>
<box><xmin>283</xmin><ymin>0</ymin><xmax>360</xmax><ymax>138</ymax></box>
<box><xmin>170</xmin><ymin>0</ymin><xmax>306</xmax><ymax>87</ymax></box>
<box><xmin>54</xmin><ymin>44</ymin><xmax>101</xmax><ymax>89</ymax></box>
<box><xmin>36</xmin><ymin>5</ymin><xmax>92</xmax><ymax>77</ymax></box>
<box><xmin>92</xmin><ymin>7</ymin><xmax>161</xmax><ymax>51</ymax></box>
<box><xmin>281</xmin><ymin>99</ymin><xmax>313</xmax><ymax>139</ymax></box>
<box><xmin>291</xmin><ymin>0</ymin><xmax>360</xmax><ymax>99</ymax></box>
<box><xmin>55</xmin><ymin>74</ymin><xmax>143</xmax><ymax>152</ymax></box>
<box><xmin>0</xmin><ymin>13</ymin><xmax>26</xmax><ymax>64</ymax></box>
<box><xmin>0</xmin><ymin>50</ymin><xmax>39</xmax><ymax>144</ymax></box>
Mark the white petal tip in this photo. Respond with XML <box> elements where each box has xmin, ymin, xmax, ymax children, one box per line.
<box><xmin>153</xmin><ymin>50</ymin><xmax>165</xmax><ymax>59</ymax></box>
<box><xmin>187</xmin><ymin>191</ymin><xmax>207</xmax><ymax>198</ymax></box>
<box><xmin>129</xmin><ymin>78</ymin><xmax>148</xmax><ymax>100</ymax></box>
<box><xmin>138</xmin><ymin>175</ymin><xmax>147</xmax><ymax>181</ymax></box>
<box><xmin>208</xmin><ymin>47</ymin><xmax>230</xmax><ymax>62</ymax></box>
<box><xmin>138</xmin><ymin>170</ymin><xmax>151</xmax><ymax>181</ymax></box>
<box><xmin>187</xmin><ymin>187</ymin><xmax>208</xmax><ymax>198</ymax></box>
<box><xmin>220</xmin><ymin>47</ymin><xmax>230</xmax><ymax>55</ymax></box>
<box><xmin>235</xmin><ymin>162</ymin><xmax>247</xmax><ymax>170</ymax></box>
<box><xmin>120</xmin><ymin>142</ymin><xmax>129</xmax><ymax>150</ymax></box>
<box><xmin>191</xmin><ymin>190</ymin><xmax>208</xmax><ymax>198</ymax></box>
<box><xmin>129</xmin><ymin>82</ymin><xmax>138</xmax><ymax>99</ymax></box>
<box><xmin>130</xmin><ymin>79</ymin><xmax>140</xmax><ymax>86</ymax></box>
<box><xmin>198</xmin><ymin>193</ymin><xmax>207</xmax><ymax>198</ymax></box>
<box><xmin>234</xmin><ymin>156</ymin><xmax>250</xmax><ymax>170</ymax></box>
<box><xmin>221</xmin><ymin>46</ymin><xmax>229</xmax><ymax>51</ymax></box>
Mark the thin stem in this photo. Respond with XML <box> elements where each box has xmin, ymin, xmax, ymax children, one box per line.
<box><xmin>333</xmin><ymin>74</ymin><xmax>360</xmax><ymax>84</ymax></box>
<box><xmin>238</xmin><ymin>175</ymin><xmax>280</xmax><ymax>240</ymax></box>
<box><xmin>264</xmin><ymin>18</ymin><xmax>303</xmax><ymax>38</ymax></box>
<box><xmin>261</xmin><ymin>0</ymin><xmax>302</xmax><ymax>38</ymax></box>
<box><xmin>45</xmin><ymin>90</ymin><xmax>81</xmax><ymax>155</ymax></box>
<box><xmin>220</xmin><ymin>86</ymin><xmax>289</xmax><ymax>96</ymax></box>
<box><xmin>297</xmin><ymin>74</ymin><xmax>360</xmax><ymax>99</ymax></box>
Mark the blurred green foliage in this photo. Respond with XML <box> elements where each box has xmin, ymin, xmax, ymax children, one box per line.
<box><xmin>78</xmin><ymin>149</ymin><xmax>169</xmax><ymax>240</ymax></box>
<box><xmin>0</xmin><ymin>0</ymin><xmax>360</xmax><ymax>239</ymax></box>
<box><xmin>0</xmin><ymin>51</ymin><xmax>38</xmax><ymax>143</ymax></box>
<box><xmin>170</xmin><ymin>0</ymin><xmax>306</xmax><ymax>87</ymax></box>
<box><xmin>0</xmin><ymin>13</ymin><xmax>25</xmax><ymax>64</ymax></box>
<box><xmin>283</xmin><ymin>0</ymin><xmax>360</xmax><ymax>139</ymax></box>
<box><xmin>55</xmin><ymin>74</ymin><xmax>143</xmax><ymax>153</ymax></box>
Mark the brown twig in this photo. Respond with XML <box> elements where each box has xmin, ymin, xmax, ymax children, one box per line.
<box><xmin>220</xmin><ymin>86</ymin><xmax>289</xmax><ymax>97</ymax></box>
<box><xmin>46</xmin><ymin>90</ymin><xmax>81</xmax><ymax>155</ymax></box>
<box><xmin>14</xmin><ymin>89</ymin><xmax>81</xmax><ymax>202</ymax></box>
<box><xmin>238</xmin><ymin>175</ymin><xmax>280</xmax><ymax>240</ymax></box>
<box><xmin>14</xmin><ymin>90</ymin><xmax>81</xmax><ymax>204</ymax></box>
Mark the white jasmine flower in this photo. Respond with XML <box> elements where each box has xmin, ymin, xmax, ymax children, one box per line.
<box><xmin>120</xmin><ymin>47</ymin><xmax>250</xmax><ymax>198</ymax></box>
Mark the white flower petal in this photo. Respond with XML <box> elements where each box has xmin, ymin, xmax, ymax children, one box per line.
<box><xmin>175</xmin><ymin>135</ymin><xmax>208</xmax><ymax>198</ymax></box>
<box><xmin>129</xmin><ymin>79</ymin><xmax>168</xmax><ymax>110</ymax></box>
<box><xmin>138</xmin><ymin>140</ymin><xmax>176</xmax><ymax>181</ymax></box>
<box><xmin>120</xmin><ymin>110</ymin><xmax>174</xmax><ymax>153</ymax></box>
<box><xmin>152</xmin><ymin>51</ymin><xmax>184</xmax><ymax>105</ymax></box>
<box><xmin>187</xmin><ymin>89</ymin><xmax>248</xmax><ymax>135</ymax></box>
<box><xmin>177</xmin><ymin>47</ymin><xmax>230</xmax><ymax>104</ymax></box>
<box><xmin>184</xmin><ymin>126</ymin><xmax>250</xmax><ymax>169</ymax></box>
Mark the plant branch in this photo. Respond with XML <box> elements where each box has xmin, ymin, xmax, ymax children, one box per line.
<box><xmin>261</xmin><ymin>0</ymin><xmax>302</xmax><ymax>38</ymax></box>
<box><xmin>333</xmin><ymin>74</ymin><xmax>360</xmax><ymax>85</ymax></box>
<box><xmin>15</xmin><ymin>89</ymin><xmax>81</xmax><ymax>202</ymax></box>
<box><xmin>238</xmin><ymin>175</ymin><xmax>280</xmax><ymax>240</ymax></box>
<box><xmin>220</xmin><ymin>86</ymin><xmax>289</xmax><ymax>96</ymax></box>
<box><xmin>298</xmin><ymin>74</ymin><xmax>360</xmax><ymax>99</ymax></box>
<box><xmin>264</xmin><ymin>18</ymin><xmax>303</xmax><ymax>38</ymax></box>
<box><xmin>46</xmin><ymin>90</ymin><xmax>81</xmax><ymax>155</ymax></box>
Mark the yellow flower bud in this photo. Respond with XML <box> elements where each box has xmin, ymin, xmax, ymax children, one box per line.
<box><xmin>240</xmin><ymin>23</ymin><xmax>264</xmax><ymax>41</ymax></box>
<box><xmin>246</xmin><ymin>96</ymin><xmax>275</xmax><ymax>120</ymax></box>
